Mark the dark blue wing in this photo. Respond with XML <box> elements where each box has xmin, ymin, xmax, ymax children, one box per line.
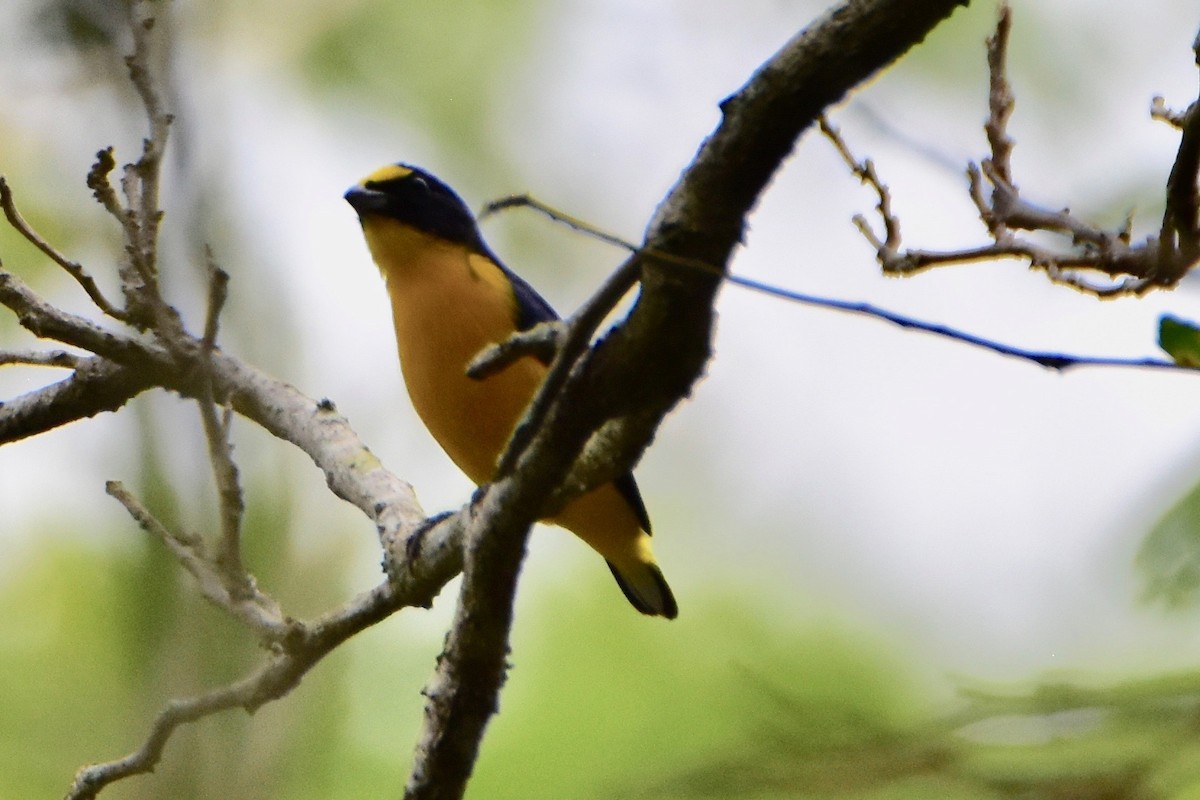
<box><xmin>488</xmin><ymin>246</ymin><xmax>654</xmax><ymax>535</ymax></box>
<box><xmin>499</xmin><ymin>260</ymin><xmax>560</xmax><ymax>331</ymax></box>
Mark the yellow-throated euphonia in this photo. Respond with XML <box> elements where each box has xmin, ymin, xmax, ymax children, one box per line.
<box><xmin>345</xmin><ymin>164</ymin><xmax>677</xmax><ymax>619</ymax></box>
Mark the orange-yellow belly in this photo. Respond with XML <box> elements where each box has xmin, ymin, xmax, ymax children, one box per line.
<box><xmin>386</xmin><ymin>255</ymin><xmax>547</xmax><ymax>486</ymax></box>
<box><xmin>380</xmin><ymin>243</ymin><xmax>639</xmax><ymax>566</ymax></box>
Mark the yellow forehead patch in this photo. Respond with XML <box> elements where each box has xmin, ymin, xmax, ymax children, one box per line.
<box><xmin>360</xmin><ymin>164</ymin><xmax>412</xmax><ymax>186</ymax></box>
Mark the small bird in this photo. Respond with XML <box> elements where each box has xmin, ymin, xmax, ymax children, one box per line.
<box><xmin>345</xmin><ymin>164</ymin><xmax>677</xmax><ymax>619</ymax></box>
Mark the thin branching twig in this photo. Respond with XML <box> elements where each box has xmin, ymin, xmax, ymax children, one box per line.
<box><xmin>0</xmin><ymin>177</ymin><xmax>128</xmax><ymax>320</ymax></box>
<box><xmin>821</xmin><ymin>3</ymin><xmax>1200</xmax><ymax>296</ymax></box>
<box><xmin>0</xmin><ymin>348</ymin><xmax>82</xmax><ymax>368</ymax></box>
<box><xmin>196</xmin><ymin>397</ymin><xmax>247</xmax><ymax>590</ymax></box>
<box><xmin>193</xmin><ymin>247</ymin><xmax>246</xmax><ymax>588</ymax></box>
<box><xmin>483</xmin><ymin>195</ymin><xmax>1193</xmax><ymax>375</ymax></box>
<box><xmin>201</xmin><ymin>249</ymin><xmax>228</xmax><ymax>354</ymax></box>
<box><xmin>105</xmin><ymin>480</ymin><xmax>282</xmax><ymax>639</ymax></box>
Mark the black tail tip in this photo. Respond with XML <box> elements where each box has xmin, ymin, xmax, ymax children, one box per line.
<box><xmin>607</xmin><ymin>561</ymin><xmax>678</xmax><ymax>620</ymax></box>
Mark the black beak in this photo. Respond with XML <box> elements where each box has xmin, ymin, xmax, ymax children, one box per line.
<box><xmin>344</xmin><ymin>185</ymin><xmax>388</xmax><ymax>216</ymax></box>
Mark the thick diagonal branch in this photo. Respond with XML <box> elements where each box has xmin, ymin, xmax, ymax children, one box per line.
<box><xmin>0</xmin><ymin>357</ymin><xmax>154</xmax><ymax>442</ymax></box>
<box><xmin>401</xmin><ymin>2</ymin><xmax>971</xmax><ymax>799</ymax></box>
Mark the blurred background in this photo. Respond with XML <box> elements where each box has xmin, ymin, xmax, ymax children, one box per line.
<box><xmin>4</xmin><ymin>0</ymin><xmax>1200</xmax><ymax>797</ymax></box>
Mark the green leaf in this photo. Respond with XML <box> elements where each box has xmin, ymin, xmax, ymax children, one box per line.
<box><xmin>1158</xmin><ymin>315</ymin><xmax>1200</xmax><ymax>367</ymax></box>
<box><xmin>1137</xmin><ymin>477</ymin><xmax>1200</xmax><ymax>608</ymax></box>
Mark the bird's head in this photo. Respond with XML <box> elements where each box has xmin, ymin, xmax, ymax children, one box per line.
<box><xmin>344</xmin><ymin>164</ymin><xmax>483</xmax><ymax>250</ymax></box>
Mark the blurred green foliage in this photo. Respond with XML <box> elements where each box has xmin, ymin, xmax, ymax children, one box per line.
<box><xmin>300</xmin><ymin>0</ymin><xmax>538</xmax><ymax>160</ymax></box>
<box><xmin>12</xmin><ymin>539</ymin><xmax>1200</xmax><ymax>799</ymax></box>
<box><xmin>0</xmin><ymin>481</ymin><xmax>354</xmax><ymax>800</ymax></box>
<box><xmin>1138</xmin><ymin>471</ymin><xmax>1200</xmax><ymax>608</ymax></box>
<box><xmin>1137</xmin><ymin>317</ymin><xmax>1200</xmax><ymax>610</ymax></box>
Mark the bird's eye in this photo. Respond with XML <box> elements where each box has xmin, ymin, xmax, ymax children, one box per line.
<box><xmin>411</xmin><ymin>176</ymin><xmax>431</xmax><ymax>193</ymax></box>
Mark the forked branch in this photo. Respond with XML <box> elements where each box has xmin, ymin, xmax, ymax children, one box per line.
<box><xmin>830</xmin><ymin>4</ymin><xmax>1200</xmax><ymax>297</ymax></box>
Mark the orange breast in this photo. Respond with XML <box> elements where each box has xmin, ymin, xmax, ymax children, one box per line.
<box><xmin>367</xmin><ymin>219</ymin><xmax>546</xmax><ymax>483</ymax></box>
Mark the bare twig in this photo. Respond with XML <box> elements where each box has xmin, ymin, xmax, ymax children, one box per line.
<box><xmin>85</xmin><ymin>148</ymin><xmax>125</xmax><ymax>219</ymax></box>
<box><xmin>466</xmin><ymin>320</ymin><xmax>566</xmax><ymax>380</ymax></box>
<box><xmin>193</xmin><ymin>249</ymin><xmax>245</xmax><ymax>587</ymax></box>
<box><xmin>201</xmin><ymin>249</ymin><xmax>228</xmax><ymax>353</ymax></box>
<box><xmin>66</xmin><ymin>672</ymin><xmax>270</xmax><ymax>800</ymax></box>
<box><xmin>724</xmin><ymin>273</ymin><xmax>1183</xmax><ymax>372</ymax></box>
<box><xmin>85</xmin><ymin>0</ymin><xmax>186</xmax><ymax>340</ymax></box>
<box><xmin>823</xmin><ymin>4</ymin><xmax>1200</xmax><ymax>296</ymax></box>
<box><xmin>106</xmin><ymin>480</ymin><xmax>282</xmax><ymax>638</ymax></box>
<box><xmin>982</xmin><ymin>6</ymin><xmax>1016</xmax><ymax>192</ymax></box>
<box><xmin>1152</xmin><ymin>95</ymin><xmax>1189</xmax><ymax>129</ymax></box>
<box><xmin>63</xmin><ymin>564</ymin><xmax>446</xmax><ymax>800</ymax></box>
<box><xmin>0</xmin><ymin>268</ymin><xmax>154</xmax><ymax>363</ymax></box>
<box><xmin>0</xmin><ymin>177</ymin><xmax>127</xmax><ymax>320</ymax></box>
<box><xmin>64</xmin><ymin>508</ymin><xmax>467</xmax><ymax>800</ymax></box>
<box><xmin>197</xmin><ymin>398</ymin><xmax>247</xmax><ymax>590</ymax></box>
<box><xmin>480</xmin><ymin>193</ymin><xmax>636</xmax><ymax>252</ymax></box>
<box><xmin>0</xmin><ymin>357</ymin><xmax>156</xmax><ymax>443</ymax></box>
<box><xmin>123</xmin><ymin>1</ymin><xmax>173</xmax><ymax>283</ymax></box>
<box><xmin>820</xmin><ymin>115</ymin><xmax>901</xmax><ymax>251</ymax></box>
<box><xmin>84</xmin><ymin>146</ymin><xmax>154</xmax><ymax>323</ymax></box>
<box><xmin>485</xmin><ymin>196</ymin><xmax>1192</xmax><ymax>375</ymax></box>
<box><xmin>0</xmin><ymin>348</ymin><xmax>81</xmax><ymax>368</ymax></box>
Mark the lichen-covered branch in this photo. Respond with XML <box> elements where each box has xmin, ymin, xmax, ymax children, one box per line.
<box><xmin>0</xmin><ymin>4</ymin><xmax>455</xmax><ymax>796</ymax></box>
